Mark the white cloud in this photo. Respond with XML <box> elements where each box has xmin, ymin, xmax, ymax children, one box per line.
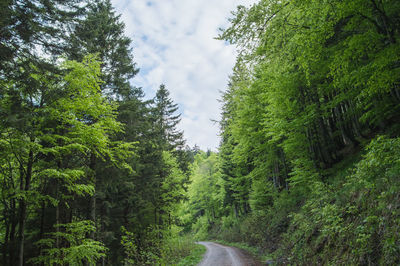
<box><xmin>111</xmin><ymin>0</ymin><xmax>255</xmax><ymax>150</ymax></box>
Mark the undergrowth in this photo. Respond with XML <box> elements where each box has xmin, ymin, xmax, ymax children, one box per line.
<box><xmin>277</xmin><ymin>136</ymin><xmax>400</xmax><ymax>265</ymax></box>
<box><xmin>175</xmin><ymin>243</ymin><xmax>206</xmax><ymax>266</ymax></box>
<box><xmin>195</xmin><ymin>136</ymin><xmax>400</xmax><ymax>265</ymax></box>
<box><xmin>121</xmin><ymin>225</ymin><xmax>206</xmax><ymax>265</ymax></box>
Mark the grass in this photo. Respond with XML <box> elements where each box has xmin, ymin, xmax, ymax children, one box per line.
<box><xmin>160</xmin><ymin>233</ymin><xmax>206</xmax><ymax>266</ymax></box>
<box><xmin>176</xmin><ymin>243</ymin><xmax>206</xmax><ymax>266</ymax></box>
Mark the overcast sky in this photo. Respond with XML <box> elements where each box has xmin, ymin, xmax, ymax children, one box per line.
<box><xmin>110</xmin><ymin>0</ymin><xmax>254</xmax><ymax>151</ymax></box>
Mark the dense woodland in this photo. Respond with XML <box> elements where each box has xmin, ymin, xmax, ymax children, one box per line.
<box><xmin>0</xmin><ymin>0</ymin><xmax>197</xmax><ymax>265</ymax></box>
<box><xmin>183</xmin><ymin>0</ymin><xmax>400</xmax><ymax>265</ymax></box>
<box><xmin>1</xmin><ymin>0</ymin><xmax>400</xmax><ymax>265</ymax></box>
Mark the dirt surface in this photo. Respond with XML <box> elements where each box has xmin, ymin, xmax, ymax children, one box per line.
<box><xmin>197</xmin><ymin>241</ymin><xmax>262</xmax><ymax>266</ymax></box>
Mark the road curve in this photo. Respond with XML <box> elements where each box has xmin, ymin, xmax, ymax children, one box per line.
<box><xmin>197</xmin><ymin>241</ymin><xmax>260</xmax><ymax>266</ymax></box>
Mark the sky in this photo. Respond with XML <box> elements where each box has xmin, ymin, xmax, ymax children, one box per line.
<box><xmin>110</xmin><ymin>0</ymin><xmax>255</xmax><ymax>151</ymax></box>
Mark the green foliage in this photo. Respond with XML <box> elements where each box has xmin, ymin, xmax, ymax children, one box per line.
<box><xmin>120</xmin><ymin>226</ymin><xmax>139</xmax><ymax>265</ymax></box>
<box><xmin>121</xmin><ymin>225</ymin><xmax>204</xmax><ymax>266</ymax></box>
<box><xmin>180</xmin><ymin>1</ymin><xmax>400</xmax><ymax>265</ymax></box>
<box><xmin>175</xmin><ymin>243</ymin><xmax>206</xmax><ymax>266</ymax></box>
<box><xmin>160</xmin><ymin>228</ymin><xmax>203</xmax><ymax>265</ymax></box>
<box><xmin>67</xmin><ymin>0</ymin><xmax>139</xmax><ymax>98</ymax></box>
<box><xmin>184</xmin><ymin>137</ymin><xmax>400</xmax><ymax>265</ymax></box>
<box><xmin>32</xmin><ymin>220</ymin><xmax>107</xmax><ymax>266</ymax></box>
<box><xmin>278</xmin><ymin>136</ymin><xmax>400</xmax><ymax>264</ymax></box>
<box><xmin>161</xmin><ymin>151</ymin><xmax>186</xmax><ymax>214</ymax></box>
<box><xmin>1</xmin><ymin>0</ymin><xmax>191</xmax><ymax>264</ymax></box>
<box><xmin>183</xmin><ymin>151</ymin><xmax>223</xmax><ymax>239</ymax></box>
<box><xmin>120</xmin><ymin>225</ymin><xmax>163</xmax><ymax>265</ymax></box>
<box><xmin>191</xmin><ymin>216</ymin><xmax>211</xmax><ymax>240</ymax></box>
<box><xmin>0</xmin><ymin>52</ymin><xmax>137</xmax><ymax>264</ymax></box>
<box><xmin>2</xmin><ymin>0</ymin><xmax>400</xmax><ymax>265</ymax></box>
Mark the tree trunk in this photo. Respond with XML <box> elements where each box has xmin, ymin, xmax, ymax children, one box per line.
<box><xmin>234</xmin><ymin>204</ymin><xmax>239</xmax><ymax>218</ymax></box>
<box><xmin>56</xmin><ymin>198</ymin><xmax>60</xmax><ymax>249</ymax></box>
<box><xmin>279</xmin><ymin>149</ymin><xmax>289</xmax><ymax>190</ymax></box>
<box><xmin>17</xmin><ymin>203</ymin><xmax>26</xmax><ymax>266</ymax></box>
<box><xmin>9</xmin><ymin>199</ymin><xmax>17</xmax><ymax>265</ymax></box>
<box><xmin>37</xmin><ymin>202</ymin><xmax>46</xmax><ymax>257</ymax></box>
<box><xmin>89</xmin><ymin>153</ymin><xmax>96</xmax><ymax>240</ymax></box>
<box><xmin>335</xmin><ymin>105</ymin><xmax>354</xmax><ymax>146</ymax></box>
<box><xmin>274</xmin><ymin>162</ymin><xmax>280</xmax><ymax>189</ymax></box>
<box><xmin>154</xmin><ymin>207</ymin><xmax>157</xmax><ymax>225</ymax></box>
<box><xmin>3</xmin><ymin>209</ymin><xmax>10</xmax><ymax>265</ymax></box>
<box><xmin>18</xmin><ymin>150</ymin><xmax>34</xmax><ymax>266</ymax></box>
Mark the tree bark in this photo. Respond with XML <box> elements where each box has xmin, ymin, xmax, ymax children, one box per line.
<box><xmin>9</xmin><ymin>198</ymin><xmax>17</xmax><ymax>265</ymax></box>
<box><xmin>18</xmin><ymin>150</ymin><xmax>33</xmax><ymax>266</ymax></box>
<box><xmin>89</xmin><ymin>153</ymin><xmax>96</xmax><ymax>240</ymax></box>
<box><xmin>3</xmin><ymin>208</ymin><xmax>10</xmax><ymax>265</ymax></box>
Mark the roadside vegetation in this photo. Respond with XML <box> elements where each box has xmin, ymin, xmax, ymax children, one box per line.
<box><xmin>1</xmin><ymin>0</ymin><xmax>197</xmax><ymax>265</ymax></box>
<box><xmin>179</xmin><ymin>0</ymin><xmax>400</xmax><ymax>265</ymax></box>
<box><xmin>1</xmin><ymin>0</ymin><xmax>399</xmax><ymax>265</ymax></box>
<box><xmin>121</xmin><ymin>227</ymin><xmax>205</xmax><ymax>265</ymax></box>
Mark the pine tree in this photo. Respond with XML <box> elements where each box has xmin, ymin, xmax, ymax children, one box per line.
<box><xmin>0</xmin><ymin>0</ymin><xmax>81</xmax><ymax>75</ymax></box>
<box><xmin>152</xmin><ymin>84</ymin><xmax>185</xmax><ymax>151</ymax></box>
<box><xmin>0</xmin><ymin>2</ymin><xmax>83</xmax><ymax>264</ymax></box>
<box><xmin>67</xmin><ymin>0</ymin><xmax>139</xmax><ymax>98</ymax></box>
<box><xmin>65</xmin><ymin>1</ymin><xmax>148</xmax><ymax>263</ymax></box>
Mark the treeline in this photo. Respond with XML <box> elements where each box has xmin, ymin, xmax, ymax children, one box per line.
<box><xmin>182</xmin><ymin>0</ymin><xmax>400</xmax><ymax>264</ymax></box>
<box><xmin>0</xmin><ymin>0</ymin><xmax>194</xmax><ymax>265</ymax></box>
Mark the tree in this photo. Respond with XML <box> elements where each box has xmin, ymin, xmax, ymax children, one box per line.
<box><xmin>152</xmin><ymin>84</ymin><xmax>185</xmax><ymax>151</ymax></box>
<box><xmin>195</xmin><ymin>0</ymin><xmax>400</xmax><ymax>262</ymax></box>
<box><xmin>64</xmin><ymin>2</ymin><xmax>149</xmax><ymax>263</ymax></box>
<box><xmin>0</xmin><ymin>54</ymin><xmax>133</xmax><ymax>265</ymax></box>
<box><xmin>184</xmin><ymin>151</ymin><xmax>221</xmax><ymax>238</ymax></box>
<box><xmin>67</xmin><ymin>0</ymin><xmax>139</xmax><ymax>98</ymax></box>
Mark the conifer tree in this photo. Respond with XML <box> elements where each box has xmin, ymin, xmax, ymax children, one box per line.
<box><xmin>153</xmin><ymin>84</ymin><xmax>185</xmax><ymax>151</ymax></box>
<box><xmin>66</xmin><ymin>1</ymin><xmax>150</xmax><ymax>263</ymax></box>
<box><xmin>67</xmin><ymin>0</ymin><xmax>139</xmax><ymax>98</ymax></box>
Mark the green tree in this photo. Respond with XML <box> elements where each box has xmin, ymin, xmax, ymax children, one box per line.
<box><xmin>184</xmin><ymin>151</ymin><xmax>221</xmax><ymax>238</ymax></box>
<box><xmin>0</xmin><ymin>55</ymin><xmax>133</xmax><ymax>265</ymax></box>
<box><xmin>152</xmin><ymin>84</ymin><xmax>185</xmax><ymax>151</ymax></box>
<box><xmin>67</xmin><ymin>0</ymin><xmax>139</xmax><ymax>98</ymax></box>
<box><xmin>64</xmin><ymin>1</ymin><xmax>149</xmax><ymax>263</ymax></box>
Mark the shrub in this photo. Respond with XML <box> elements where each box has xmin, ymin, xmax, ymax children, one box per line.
<box><xmin>277</xmin><ymin>136</ymin><xmax>400</xmax><ymax>265</ymax></box>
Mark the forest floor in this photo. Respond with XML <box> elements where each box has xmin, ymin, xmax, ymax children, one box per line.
<box><xmin>197</xmin><ymin>241</ymin><xmax>262</xmax><ymax>266</ymax></box>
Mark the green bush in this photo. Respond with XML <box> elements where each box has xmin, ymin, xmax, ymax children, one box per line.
<box><xmin>277</xmin><ymin>136</ymin><xmax>400</xmax><ymax>265</ymax></box>
<box><xmin>121</xmin><ymin>225</ymin><xmax>206</xmax><ymax>265</ymax></box>
<box><xmin>120</xmin><ymin>225</ymin><xmax>163</xmax><ymax>265</ymax></box>
<box><xmin>31</xmin><ymin>220</ymin><xmax>107</xmax><ymax>266</ymax></box>
<box><xmin>192</xmin><ymin>216</ymin><xmax>210</xmax><ymax>240</ymax></box>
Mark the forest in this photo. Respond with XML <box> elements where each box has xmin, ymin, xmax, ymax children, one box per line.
<box><xmin>1</xmin><ymin>0</ymin><xmax>400</xmax><ymax>265</ymax></box>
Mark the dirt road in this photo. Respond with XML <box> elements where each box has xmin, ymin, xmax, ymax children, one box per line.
<box><xmin>197</xmin><ymin>241</ymin><xmax>261</xmax><ymax>266</ymax></box>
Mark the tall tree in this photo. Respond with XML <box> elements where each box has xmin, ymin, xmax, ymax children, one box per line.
<box><xmin>67</xmin><ymin>0</ymin><xmax>139</xmax><ymax>98</ymax></box>
<box><xmin>152</xmin><ymin>84</ymin><xmax>185</xmax><ymax>151</ymax></box>
<box><xmin>65</xmin><ymin>2</ymin><xmax>148</xmax><ymax>263</ymax></box>
<box><xmin>0</xmin><ymin>54</ymin><xmax>132</xmax><ymax>265</ymax></box>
